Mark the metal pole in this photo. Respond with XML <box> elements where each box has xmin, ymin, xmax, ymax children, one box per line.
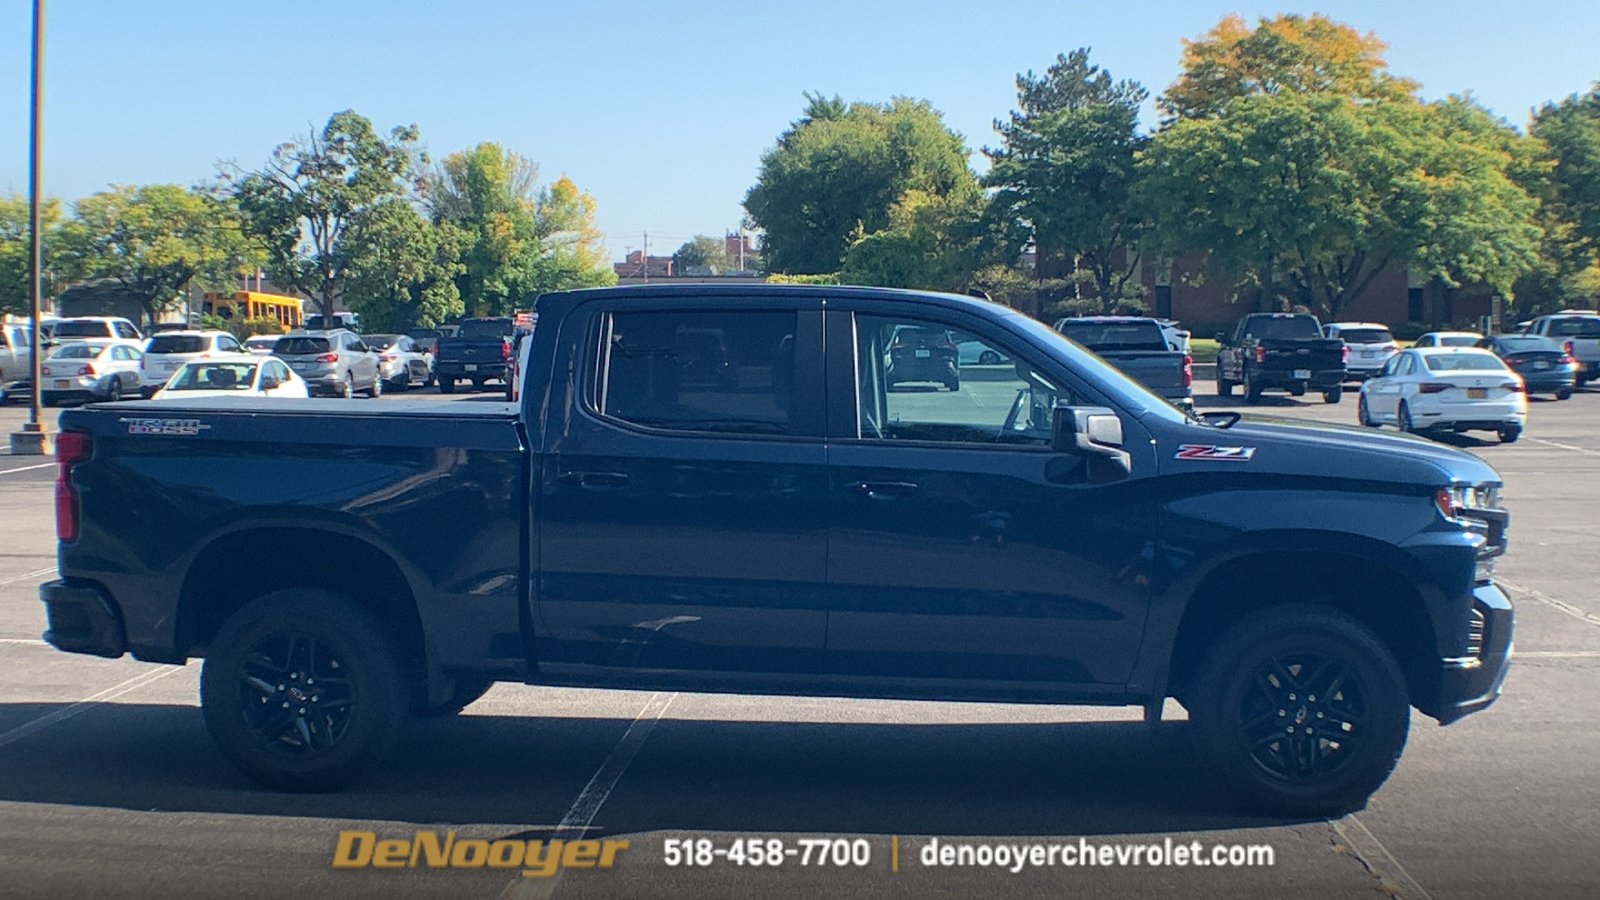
<box><xmin>24</xmin><ymin>0</ymin><xmax>46</xmax><ymax>440</ymax></box>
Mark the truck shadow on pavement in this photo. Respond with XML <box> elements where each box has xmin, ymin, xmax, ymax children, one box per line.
<box><xmin>0</xmin><ymin>701</ymin><xmax>1316</xmax><ymax>837</ymax></box>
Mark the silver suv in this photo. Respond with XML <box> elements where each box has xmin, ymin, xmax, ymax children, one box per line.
<box><xmin>271</xmin><ymin>329</ymin><xmax>381</xmax><ymax>398</ymax></box>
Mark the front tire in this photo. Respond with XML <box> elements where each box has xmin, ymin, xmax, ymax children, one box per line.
<box><xmin>978</xmin><ymin>350</ymin><xmax>1001</xmax><ymax>365</ymax></box>
<box><xmin>1357</xmin><ymin>394</ymin><xmax>1378</xmax><ymax>427</ymax></box>
<box><xmin>1216</xmin><ymin>372</ymin><xmax>1235</xmax><ymax>398</ymax></box>
<box><xmin>1188</xmin><ymin>604</ymin><xmax>1410</xmax><ymax>817</ymax></box>
<box><xmin>368</xmin><ymin>371</ymin><xmax>382</xmax><ymax>398</ymax></box>
<box><xmin>200</xmin><ymin>591</ymin><xmax>407</xmax><ymax>792</ymax></box>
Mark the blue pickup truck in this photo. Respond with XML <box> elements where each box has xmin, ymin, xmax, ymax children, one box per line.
<box><xmin>40</xmin><ymin>284</ymin><xmax>1511</xmax><ymax>815</ymax></box>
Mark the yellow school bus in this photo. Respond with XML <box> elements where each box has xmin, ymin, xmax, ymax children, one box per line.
<box><xmin>201</xmin><ymin>291</ymin><xmax>303</xmax><ymax>330</ymax></box>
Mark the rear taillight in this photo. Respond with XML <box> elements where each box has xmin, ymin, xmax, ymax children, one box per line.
<box><xmin>1503</xmin><ymin>354</ymin><xmax>1528</xmax><ymax>365</ymax></box>
<box><xmin>55</xmin><ymin>431</ymin><xmax>92</xmax><ymax>542</ymax></box>
<box><xmin>1560</xmin><ymin>353</ymin><xmax>1576</xmax><ymax>365</ymax></box>
<box><xmin>1503</xmin><ymin>381</ymin><xmax>1525</xmax><ymax>393</ymax></box>
<box><xmin>1254</xmin><ymin>345</ymin><xmax>1265</xmax><ymax>363</ymax></box>
<box><xmin>1418</xmin><ymin>383</ymin><xmax>1452</xmax><ymax>394</ymax></box>
<box><xmin>1181</xmin><ymin>353</ymin><xmax>1193</xmax><ymax>388</ymax></box>
<box><xmin>78</xmin><ymin>365</ymin><xmax>95</xmax><ymax>376</ymax></box>
<box><xmin>1564</xmin><ymin>340</ymin><xmax>1576</xmax><ymax>356</ymax></box>
<box><xmin>1342</xmin><ymin>345</ymin><xmax>1350</xmax><ymax>364</ymax></box>
<box><xmin>40</xmin><ymin>365</ymin><xmax>50</xmax><ymax>377</ymax></box>
<box><xmin>379</xmin><ymin>353</ymin><xmax>397</xmax><ymax>362</ymax></box>
<box><xmin>316</xmin><ymin>353</ymin><xmax>339</xmax><ymax>362</ymax></box>
<box><xmin>501</xmin><ymin>341</ymin><xmax>511</xmax><ymax>359</ymax></box>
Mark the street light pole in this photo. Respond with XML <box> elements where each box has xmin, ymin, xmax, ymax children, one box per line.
<box><xmin>11</xmin><ymin>0</ymin><xmax>49</xmax><ymax>454</ymax></box>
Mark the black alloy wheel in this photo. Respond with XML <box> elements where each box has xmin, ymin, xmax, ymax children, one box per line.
<box><xmin>1189</xmin><ymin>604</ymin><xmax>1409</xmax><ymax>816</ymax></box>
<box><xmin>200</xmin><ymin>590</ymin><xmax>407</xmax><ymax>791</ymax></box>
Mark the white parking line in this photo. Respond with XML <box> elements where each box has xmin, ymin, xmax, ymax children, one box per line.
<box><xmin>500</xmin><ymin>691</ymin><xmax>677</xmax><ymax>900</ymax></box>
<box><xmin>0</xmin><ymin>662</ymin><xmax>191</xmax><ymax>750</ymax></box>
<box><xmin>1332</xmin><ymin>813</ymin><xmax>1434</xmax><ymax>900</ymax></box>
<box><xmin>0</xmin><ymin>567</ymin><xmax>55</xmax><ymax>586</ymax></box>
<box><xmin>1528</xmin><ymin>437</ymin><xmax>1600</xmax><ymax>458</ymax></box>
<box><xmin>1500</xmin><ymin>580</ymin><xmax>1600</xmax><ymax>628</ymax></box>
<box><xmin>0</xmin><ymin>638</ymin><xmax>48</xmax><ymax>645</ymax></box>
<box><xmin>1513</xmin><ymin>650</ymin><xmax>1600</xmax><ymax>658</ymax></box>
<box><xmin>0</xmin><ymin>462</ymin><xmax>54</xmax><ymax>475</ymax></box>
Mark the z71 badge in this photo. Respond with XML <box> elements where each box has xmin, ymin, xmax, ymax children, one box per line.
<box><xmin>1175</xmin><ymin>444</ymin><xmax>1255</xmax><ymax>461</ymax></box>
<box><xmin>120</xmin><ymin>417</ymin><xmax>212</xmax><ymax>436</ymax></box>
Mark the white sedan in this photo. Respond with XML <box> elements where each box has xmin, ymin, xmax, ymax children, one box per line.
<box><xmin>1357</xmin><ymin>347</ymin><xmax>1526</xmax><ymax>443</ymax></box>
<box><xmin>152</xmin><ymin>355</ymin><xmax>309</xmax><ymax>400</ymax></box>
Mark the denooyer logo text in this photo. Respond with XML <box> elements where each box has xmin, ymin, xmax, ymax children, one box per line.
<box><xmin>332</xmin><ymin>830</ymin><xmax>629</xmax><ymax>878</ymax></box>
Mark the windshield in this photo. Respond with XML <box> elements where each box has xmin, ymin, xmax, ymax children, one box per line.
<box><xmin>1055</xmin><ymin>320</ymin><xmax>1168</xmax><ymax>351</ymax></box>
<box><xmin>53</xmin><ymin>321</ymin><xmax>113</xmax><ymax>339</ymax></box>
<box><xmin>1423</xmin><ymin>352</ymin><xmax>1508</xmax><ymax>372</ymax></box>
<box><xmin>49</xmin><ymin>342</ymin><xmax>103</xmax><ymax>359</ymax></box>
<box><xmin>1497</xmin><ymin>336</ymin><xmax>1560</xmax><ymax>352</ymax></box>
<box><xmin>459</xmin><ymin>319</ymin><xmax>512</xmax><ymax>340</ymax></box>
<box><xmin>1246</xmin><ymin>316</ymin><xmax>1321</xmax><ymax>340</ymax></box>
<box><xmin>275</xmin><ymin>337</ymin><xmax>331</xmax><ymax>355</ymax></box>
<box><xmin>1547</xmin><ymin>317</ymin><xmax>1600</xmax><ymax>337</ymax></box>
<box><xmin>147</xmin><ymin>335</ymin><xmax>207</xmax><ymax>354</ymax></box>
<box><xmin>1004</xmin><ymin>313</ymin><xmax>1191</xmax><ymax>425</ymax></box>
<box><xmin>1339</xmin><ymin>328</ymin><xmax>1394</xmax><ymax>344</ymax></box>
<box><xmin>168</xmin><ymin>362</ymin><xmax>258</xmax><ymax>390</ymax></box>
<box><xmin>1437</xmin><ymin>334</ymin><xmax>1480</xmax><ymax>347</ymax></box>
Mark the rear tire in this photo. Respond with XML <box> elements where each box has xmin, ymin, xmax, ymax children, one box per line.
<box><xmin>106</xmin><ymin>379</ymin><xmax>122</xmax><ymax>402</ymax></box>
<box><xmin>338</xmin><ymin>374</ymin><xmax>354</xmax><ymax>399</ymax></box>
<box><xmin>1397</xmin><ymin>402</ymin><xmax>1416</xmax><ymax>434</ymax></box>
<box><xmin>1188</xmin><ymin>604</ymin><xmax>1410</xmax><ymax>817</ymax></box>
<box><xmin>1498</xmin><ymin>426</ymin><xmax>1522</xmax><ymax>444</ymax></box>
<box><xmin>1244</xmin><ymin>371</ymin><xmax>1264</xmax><ymax>404</ymax></box>
<box><xmin>438</xmin><ymin>377</ymin><xmax>455</xmax><ymax>394</ymax></box>
<box><xmin>200</xmin><ymin>590</ymin><xmax>408</xmax><ymax>792</ymax></box>
<box><xmin>368</xmin><ymin>372</ymin><xmax>382</xmax><ymax>398</ymax></box>
<box><xmin>1556</xmin><ymin>388</ymin><xmax>1572</xmax><ymax>401</ymax></box>
<box><xmin>978</xmin><ymin>350</ymin><xmax>1001</xmax><ymax>365</ymax></box>
<box><xmin>1323</xmin><ymin>387</ymin><xmax>1342</xmax><ymax>404</ymax></box>
<box><xmin>1216</xmin><ymin>372</ymin><xmax>1234</xmax><ymax>397</ymax></box>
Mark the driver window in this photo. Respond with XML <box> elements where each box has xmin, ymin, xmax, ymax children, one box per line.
<box><xmin>854</xmin><ymin>314</ymin><xmax>1068</xmax><ymax>446</ymax></box>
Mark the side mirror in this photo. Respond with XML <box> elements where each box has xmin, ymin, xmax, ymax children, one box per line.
<box><xmin>1052</xmin><ymin>403</ymin><xmax>1132</xmax><ymax>482</ymax></box>
<box><xmin>1214</xmin><ymin>332</ymin><xmax>1228</xmax><ymax>344</ymax></box>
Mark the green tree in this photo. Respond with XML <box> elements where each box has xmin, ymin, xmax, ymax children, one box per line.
<box><xmin>343</xmin><ymin>198</ymin><xmax>467</xmax><ymax>331</ymax></box>
<box><xmin>1161</xmin><ymin>13</ymin><xmax>1418</xmax><ymax>121</ymax></box>
<box><xmin>840</xmin><ymin>186</ymin><xmax>1016</xmax><ymax>292</ymax></box>
<box><xmin>985</xmin><ymin>48</ymin><xmax>1150</xmax><ymax>312</ymax></box>
<box><xmin>744</xmin><ymin>93</ymin><xmax>977</xmax><ymax>274</ymax></box>
<box><xmin>425</xmin><ymin>144</ymin><xmax>612</xmax><ymax>315</ymax></box>
<box><xmin>1139</xmin><ymin>93</ymin><xmax>1540</xmax><ymax>320</ymax></box>
<box><xmin>0</xmin><ymin>193</ymin><xmax>62</xmax><ymax>316</ymax></box>
<box><xmin>232</xmin><ymin>110</ymin><xmax>421</xmax><ymax>323</ymax></box>
<box><xmin>672</xmin><ymin>235</ymin><xmax>733</xmax><ymax>273</ymax></box>
<box><xmin>59</xmin><ymin>183</ymin><xmax>256</xmax><ymax>326</ymax></box>
<box><xmin>1521</xmin><ymin>84</ymin><xmax>1600</xmax><ymax>310</ymax></box>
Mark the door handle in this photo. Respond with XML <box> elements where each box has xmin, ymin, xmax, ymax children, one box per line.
<box><xmin>852</xmin><ymin>480</ymin><xmax>918</xmax><ymax>499</ymax></box>
<box><xmin>557</xmin><ymin>471</ymin><xmax>630</xmax><ymax>490</ymax></box>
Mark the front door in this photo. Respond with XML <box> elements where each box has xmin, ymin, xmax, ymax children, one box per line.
<box><xmin>537</xmin><ymin>300</ymin><xmax>829</xmax><ymax>673</ymax></box>
<box><xmin>823</xmin><ymin>306</ymin><xmax>1156</xmax><ymax>688</ymax></box>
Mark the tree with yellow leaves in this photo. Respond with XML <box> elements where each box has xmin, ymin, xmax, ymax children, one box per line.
<box><xmin>1160</xmin><ymin>13</ymin><xmax>1418</xmax><ymax>121</ymax></box>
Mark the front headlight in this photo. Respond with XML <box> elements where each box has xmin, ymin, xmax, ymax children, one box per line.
<box><xmin>1434</xmin><ymin>483</ymin><xmax>1500</xmax><ymax>520</ymax></box>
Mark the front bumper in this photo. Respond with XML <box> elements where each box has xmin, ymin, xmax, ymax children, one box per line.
<box><xmin>1434</xmin><ymin>582</ymin><xmax>1513</xmax><ymax>724</ymax></box>
<box><xmin>40</xmin><ymin>578</ymin><xmax>126</xmax><ymax>658</ymax></box>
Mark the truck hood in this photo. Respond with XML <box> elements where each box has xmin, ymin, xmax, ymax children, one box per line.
<box><xmin>1159</xmin><ymin>414</ymin><xmax>1501</xmax><ymax>487</ymax></box>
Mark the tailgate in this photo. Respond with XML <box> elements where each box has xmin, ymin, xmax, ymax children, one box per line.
<box><xmin>1260</xmin><ymin>339</ymin><xmax>1345</xmax><ymax>371</ymax></box>
<box><xmin>1095</xmin><ymin>351</ymin><xmax>1187</xmax><ymax>390</ymax></box>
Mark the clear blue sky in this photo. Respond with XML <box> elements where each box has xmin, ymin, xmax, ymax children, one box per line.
<box><xmin>3</xmin><ymin>1</ymin><xmax>1597</xmax><ymax>262</ymax></box>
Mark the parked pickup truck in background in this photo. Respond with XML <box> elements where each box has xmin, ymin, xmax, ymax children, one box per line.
<box><xmin>1520</xmin><ymin>312</ymin><xmax>1600</xmax><ymax>387</ymax></box>
<box><xmin>1216</xmin><ymin>313</ymin><xmax>1348</xmax><ymax>404</ymax></box>
<box><xmin>1053</xmin><ymin>316</ymin><xmax>1193</xmax><ymax>411</ymax></box>
<box><xmin>433</xmin><ymin>316</ymin><xmax>513</xmax><ymax>394</ymax></box>
<box><xmin>42</xmin><ymin>284</ymin><xmax>1511</xmax><ymax>816</ymax></box>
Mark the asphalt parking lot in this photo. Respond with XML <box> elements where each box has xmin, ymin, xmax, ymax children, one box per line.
<box><xmin>1</xmin><ymin>380</ymin><xmax>1598</xmax><ymax>900</ymax></box>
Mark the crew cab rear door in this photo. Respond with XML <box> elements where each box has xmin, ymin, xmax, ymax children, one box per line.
<box><xmin>535</xmin><ymin>296</ymin><xmax>829</xmax><ymax>673</ymax></box>
<box><xmin>821</xmin><ymin>303</ymin><xmax>1156</xmax><ymax>688</ymax></box>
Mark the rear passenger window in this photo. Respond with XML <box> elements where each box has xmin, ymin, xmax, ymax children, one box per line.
<box><xmin>598</xmin><ymin>310</ymin><xmax>796</xmax><ymax>435</ymax></box>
